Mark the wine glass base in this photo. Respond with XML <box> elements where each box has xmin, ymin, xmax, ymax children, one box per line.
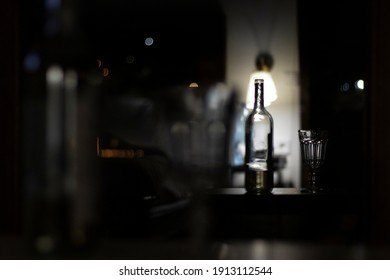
<box><xmin>299</xmin><ymin>187</ymin><xmax>311</xmax><ymax>194</ymax></box>
<box><xmin>300</xmin><ymin>186</ymin><xmax>325</xmax><ymax>194</ymax></box>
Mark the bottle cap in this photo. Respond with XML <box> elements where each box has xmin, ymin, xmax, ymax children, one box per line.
<box><xmin>254</xmin><ymin>78</ymin><xmax>264</xmax><ymax>83</ymax></box>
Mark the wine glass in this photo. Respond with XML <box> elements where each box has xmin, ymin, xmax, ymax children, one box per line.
<box><xmin>298</xmin><ymin>130</ymin><xmax>328</xmax><ymax>193</ymax></box>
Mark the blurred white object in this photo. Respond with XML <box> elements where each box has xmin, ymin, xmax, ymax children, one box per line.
<box><xmin>246</xmin><ymin>52</ymin><xmax>278</xmax><ymax>108</ymax></box>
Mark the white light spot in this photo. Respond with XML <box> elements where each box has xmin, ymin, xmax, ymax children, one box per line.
<box><xmin>355</xmin><ymin>79</ymin><xmax>364</xmax><ymax>90</ymax></box>
<box><xmin>47</xmin><ymin>65</ymin><xmax>63</xmax><ymax>84</ymax></box>
<box><xmin>145</xmin><ymin>37</ymin><xmax>154</xmax><ymax>46</ymax></box>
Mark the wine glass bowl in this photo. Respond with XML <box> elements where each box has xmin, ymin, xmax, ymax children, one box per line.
<box><xmin>298</xmin><ymin>130</ymin><xmax>328</xmax><ymax>193</ymax></box>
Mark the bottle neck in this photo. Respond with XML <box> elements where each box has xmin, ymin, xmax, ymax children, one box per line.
<box><xmin>254</xmin><ymin>82</ymin><xmax>265</xmax><ymax>110</ymax></box>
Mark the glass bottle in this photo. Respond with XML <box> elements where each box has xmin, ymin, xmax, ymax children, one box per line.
<box><xmin>245</xmin><ymin>78</ymin><xmax>274</xmax><ymax>194</ymax></box>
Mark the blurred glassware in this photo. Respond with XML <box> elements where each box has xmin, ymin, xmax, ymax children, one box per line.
<box><xmin>168</xmin><ymin>83</ymin><xmax>236</xmax><ymax>191</ymax></box>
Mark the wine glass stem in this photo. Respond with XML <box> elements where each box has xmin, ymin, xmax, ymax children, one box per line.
<box><xmin>309</xmin><ymin>169</ymin><xmax>317</xmax><ymax>193</ymax></box>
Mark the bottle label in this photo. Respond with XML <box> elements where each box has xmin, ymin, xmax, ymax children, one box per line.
<box><xmin>247</xmin><ymin>168</ymin><xmax>267</xmax><ymax>186</ymax></box>
<box><xmin>245</xmin><ymin>162</ymin><xmax>271</xmax><ymax>193</ymax></box>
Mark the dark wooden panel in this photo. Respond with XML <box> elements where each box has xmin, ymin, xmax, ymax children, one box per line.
<box><xmin>0</xmin><ymin>0</ymin><xmax>20</xmax><ymax>234</ymax></box>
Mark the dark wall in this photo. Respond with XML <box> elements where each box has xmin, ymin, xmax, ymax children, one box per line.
<box><xmin>369</xmin><ymin>0</ymin><xmax>390</xmax><ymax>246</ymax></box>
<box><xmin>297</xmin><ymin>0</ymin><xmax>370</xmax><ymax>193</ymax></box>
<box><xmin>298</xmin><ymin>0</ymin><xmax>390</xmax><ymax>246</ymax></box>
<box><xmin>19</xmin><ymin>0</ymin><xmax>226</xmax><ymax>94</ymax></box>
<box><xmin>0</xmin><ymin>0</ymin><xmax>20</xmax><ymax>234</ymax></box>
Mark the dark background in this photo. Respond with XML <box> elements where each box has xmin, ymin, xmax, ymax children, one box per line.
<box><xmin>2</xmin><ymin>0</ymin><xmax>390</xmax><ymax>257</ymax></box>
<box><xmin>298</xmin><ymin>0</ymin><xmax>370</xmax><ymax>193</ymax></box>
